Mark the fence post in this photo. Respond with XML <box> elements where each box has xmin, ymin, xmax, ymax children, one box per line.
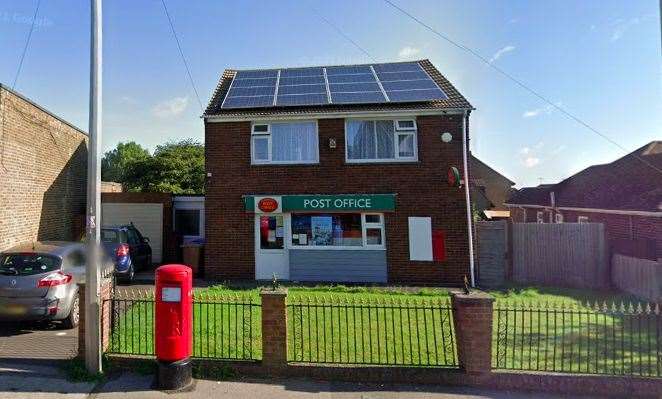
<box><xmin>451</xmin><ymin>291</ymin><xmax>494</xmax><ymax>375</ymax></box>
<box><xmin>261</xmin><ymin>288</ymin><xmax>288</xmax><ymax>369</ymax></box>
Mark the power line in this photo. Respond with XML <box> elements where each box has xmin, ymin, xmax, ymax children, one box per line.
<box><xmin>12</xmin><ymin>0</ymin><xmax>42</xmax><ymax>90</ymax></box>
<box><xmin>160</xmin><ymin>0</ymin><xmax>204</xmax><ymax>112</ymax></box>
<box><xmin>309</xmin><ymin>6</ymin><xmax>377</xmax><ymax>63</ymax></box>
<box><xmin>382</xmin><ymin>0</ymin><xmax>662</xmax><ymax>175</ymax></box>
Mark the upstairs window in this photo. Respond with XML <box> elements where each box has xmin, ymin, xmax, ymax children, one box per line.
<box><xmin>345</xmin><ymin>119</ymin><xmax>418</xmax><ymax>162</ymax></box>
<box><xmin>251</xmin><ymin>121</ymin><xmax>319</xmax><ymax>164</ymax></box>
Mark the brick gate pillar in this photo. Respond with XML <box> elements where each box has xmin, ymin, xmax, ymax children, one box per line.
<box><xmin>78</xmin><ymin>279</ymin><xmax>113</xmax><ymax>357</ymax></box>
<box><xmin>451</xmin><ymin>291</ymin><xmax>494</xmax><ymax>375</ymax></box>
<box><xmin>260</xmin><ymin>288</ymin><xmax>288</xmax><ymax>369</ymax></box>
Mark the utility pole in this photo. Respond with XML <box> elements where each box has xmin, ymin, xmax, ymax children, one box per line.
<box><xmin>85</xmin><ymin>0</ymin><xmax>102</xmax><ymax>374</ymax></box>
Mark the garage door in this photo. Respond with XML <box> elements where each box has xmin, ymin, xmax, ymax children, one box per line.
<box><xmin>101</xmin><ymin>203</ymin><xmax>164</xmax><ymax>263</ymax></box>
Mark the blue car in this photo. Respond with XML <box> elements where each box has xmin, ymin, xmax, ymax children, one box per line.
<box><xmin>101</xmin><ymin>224</ymin><xmax>152</xmax><ymax>283</ymax></box>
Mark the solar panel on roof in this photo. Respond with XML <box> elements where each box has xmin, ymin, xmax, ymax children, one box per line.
<box><xmin>220</xmin><ymin>61</ymin><xmax>447</xmax><ymax>109</ymax></box>
<box><xmin>276</xmin><ymin>93</ymin><xmax>329</xmax><ymax>106</ymax></box>
<box><xmin>331</xmin><ymin>91</ymin><xmax>386</xmax><ymax>104</ymax></box>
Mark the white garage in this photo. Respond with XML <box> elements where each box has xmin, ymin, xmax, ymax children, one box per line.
<box><xmin>101</xmin><ymin>203</ymin><xmax>164</xmax><ymax>263</ymax></box>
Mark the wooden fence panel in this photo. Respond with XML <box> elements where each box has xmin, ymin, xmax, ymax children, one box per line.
<box><xmin>512</xmin><ymin>223</ymin><xmax>609</xmax><ymax>289</ymax></box>
<box><xmin>476</xmin><ymin>221</ymin><xmax>507</xmax><ymax>288</ymax></box>
<box><xmin>612</xmin><ymin>254</ymin><xmax>662</xmax><ymax>303</ymax></box>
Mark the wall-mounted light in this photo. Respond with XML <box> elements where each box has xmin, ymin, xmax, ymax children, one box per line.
<box><xmin>328</xmin><ymin>138</ymin><xmax>337</xmax><ymax>149</ymax></box>
<box><xmin>441</xmin><ymin>132</ymin><xmax>453</xmax><ymax>143</ymax></box>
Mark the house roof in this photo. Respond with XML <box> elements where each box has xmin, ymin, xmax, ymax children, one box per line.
<box><xmin>470</xmin><ymin>155</ymin><xmax>516</xmax><ymax>186</ymax></box>
<box><xmin>204</xmin><ymin>59</ymin><xmax>473</xmax><ymax>119</ymax></box>
<box><xmin>507</xmin><ymin>141</ymin><xmax>662</xmax><ymax>213</ymax></box>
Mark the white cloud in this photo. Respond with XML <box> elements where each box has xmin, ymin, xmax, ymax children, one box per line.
<box><xmin>551</xmin><ymin>144</ymin><xmax>567</xmax><ymax>155</ymax></box>
<box><xmin>488</xmin><ymin>45</ymin><xmax>515</xmax><ymax>63</ymax></box>
<box><xmin>610</xmin><ymin>14</ymin><xmax>654</xmax><ymax>41</ymax></box>
<box><xmin>119</xmin><ymin>96</ymin><xmax>139</xmax><ymax>105</ymax></box>
<box><xmin>523</xmin><ymin>156</ymin><xmax>540</xmax><ymax>168</ymax></box>
<box><xmin>522</xmin><ymin>102</ymin><xmax>562</xmax><ymax>118</ymax></box>
<box><xmin>152</xmin><ymin>97</ymin><xmax>189</xmax><ymax>118</ymax></box>
<box><xmin>611</xmin><ymin>17</ymin><xmax>640</xmax><ymax>41</ymax></box>
<box><xmin>397</xmin><ymin>46</ymin><xmax>421</xmax><ymax>60</ymax></box>
<box><xmin>519</xmin><ymin>146</ymin><xmax>541</xmax><ymax>168</ymax></box>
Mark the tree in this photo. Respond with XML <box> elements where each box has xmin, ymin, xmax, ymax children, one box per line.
<box><xmin>101</xmin><ymin>141</ymin><xmax>150</xmax><ymax>182</ymax></box>
<box><xmin>123</xmin><ymin>139</ymin><xmax>205</xmax><ymax>194</ymax></box>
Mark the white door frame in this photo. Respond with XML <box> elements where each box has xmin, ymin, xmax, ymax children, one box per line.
<box><xmin>254</xmin><ymin>213</ymin><xmax>290</xmax><ymax>280</ymax></box>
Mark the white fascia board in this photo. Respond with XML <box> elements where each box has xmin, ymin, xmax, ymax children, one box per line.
<box><xmin>504</xmin><ymin>203</ymin><xmax>662</xmax><ymax>217</ymax></box>
<box><xmin>204</xmin><ymin>108</ymin><xmax>470</xmax><ymax>123</ymax></box>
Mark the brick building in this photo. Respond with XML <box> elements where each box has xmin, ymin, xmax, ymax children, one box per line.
<box><xmin>0</xmin><ymin>84</ymin><xmax>87</xmax><ymax>251</ymax></box>
<box><xmin>506</xmin><ymin>141</ymin><xmax>661</xmax><ymax>261</ymax></box>
<box><xmin>203</xmin><ymin>60</ymin><xmax>475</xmax><ymax>285</ymax></box>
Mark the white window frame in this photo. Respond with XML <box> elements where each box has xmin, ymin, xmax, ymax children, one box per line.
<box><xmin>555</xmin><ymin>213</ymin><xmax>564</xmax><ymax>223</ymax></box>
<box><xmin>536</xmin><ymin>211</ymin><xmax>544</xmax><ymax>224</ymax></box>
<box><xmin>173</xmin><ymin>196</ymin><xmax>205</xmax><ymax>242</ymax></box>
<box><xmin>251</xmin><ymin>121</ymin><xmax>319</xmax><ymax>165</ymax></box>
<box><xmin>578</xmin><ymin>216</ymin><xmax>589</xmax><ymax>224</ymax></box>
<box><xmin>362</xmin><ymin>213</ymin><xmax>386</xmax><ymax>248</ymax></box>
<box><xmin>287</xmin><ymin>212</ymin><xmax>386</xmax><ymax>250</ymax></box>
<box><xmin>345</xmin><ymin>119</ymin><xmax>418</xmax><ymax>163</ymax></box>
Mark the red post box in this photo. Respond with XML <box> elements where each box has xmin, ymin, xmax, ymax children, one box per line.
<box><xmin>155</xmin><ymin>264</ymin><xmax>192</xmax><ymax>389</ymax></box>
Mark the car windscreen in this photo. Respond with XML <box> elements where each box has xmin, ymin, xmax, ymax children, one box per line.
<box><xmin>101</xmin><ymin>229</ymin><xmax>120</xmax><ymax>243</ymax></box>
<box><xmin>0</xmin><ymin>254</ymin><xmax>61</xmax><ymax>276</ymax></box>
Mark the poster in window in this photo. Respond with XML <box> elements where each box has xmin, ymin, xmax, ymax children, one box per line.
<box><xmin>311</xmin><ymin>216</ymin><xmax>333</xmax><ymax>246</ymax></box>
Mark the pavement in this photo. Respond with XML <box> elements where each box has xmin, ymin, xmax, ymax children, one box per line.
<box><xmin>0</xmin><ymin>322</ymin><xmax>78</xmax><ymax>361</ymax></box>
<box><xmin>0</xmin><ymin>360</ymin><xmax>602</xmax><ymax>399</ymax></box>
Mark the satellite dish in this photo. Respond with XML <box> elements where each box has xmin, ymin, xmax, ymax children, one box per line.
<box><xmin>441</xmin><ymin>132</ymin><xmax>453</xmax><ymax>143</ymax></box>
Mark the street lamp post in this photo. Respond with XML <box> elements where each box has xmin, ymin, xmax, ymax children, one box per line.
<box><xmin>85</xmin><ymin>0</ymin><xmax>102</xmax><ymax>374</ymax></box>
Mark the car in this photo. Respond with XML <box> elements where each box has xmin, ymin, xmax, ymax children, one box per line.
<box><xmin>0</xmin><ymin>241</ymin><xmax>89</xmax><ymax>329</ymax></box>
<box><xmin>101</xmin><ymin>224</ymin><xmax>152</xmax><ymax>283</ymax></box>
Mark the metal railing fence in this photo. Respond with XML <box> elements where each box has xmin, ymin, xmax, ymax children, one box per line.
<box><xmin>493</xmin><ymin>300</ymin><xmax>661</xmax><ymax>377</ymax></box>
<box><xmin>104</xmin><ymin>290</ymin><xmax>261</xmax><ymax>361</ymax></box>
<box><xmin>287</xmin><ymin>295</ymin><xmax>458</xmax><ymax>367</ymax></box>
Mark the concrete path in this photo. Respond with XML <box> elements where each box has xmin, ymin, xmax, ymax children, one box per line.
<box><xmin>0</xmin><ymin>360</ymin><xmax>601</xmax><ymax>399</ymax></box>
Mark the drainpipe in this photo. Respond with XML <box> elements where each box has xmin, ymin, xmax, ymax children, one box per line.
<box><xmin>461</xmin><ymin>110</ymin><xmax>476</xmax><ymax>287</ymax></box>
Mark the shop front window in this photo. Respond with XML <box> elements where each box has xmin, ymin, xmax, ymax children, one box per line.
<box><xmin>260</xmin><ymin>215</ymin><xmax>284</xmax><ymax>250</ymax></box>
<box><xmin>291</xmin><ymin>213</ymin><xmax>363</xmax><ymax>247</ymax></box>
<box><xmin>290</xmin><ymin>213</ymin><xmax>385</xmax><ymax>249</ymax></box>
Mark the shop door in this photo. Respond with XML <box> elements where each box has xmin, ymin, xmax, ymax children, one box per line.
<box><xmin>255</xmin><ymin>214</ymin><xmax>289</xmax><ymax>280</ymax></box>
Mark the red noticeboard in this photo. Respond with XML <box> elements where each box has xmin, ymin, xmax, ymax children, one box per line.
<box><xmin>432</xmin><ymin>230</ymin><xmax>446</xmax><ymax>262</ymax></box>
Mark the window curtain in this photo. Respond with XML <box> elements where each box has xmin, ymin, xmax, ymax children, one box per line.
<box><xmin>346</xmin><ymin>120</ymin><xmax>375</xmax><ymax>159</ymax></box>
<box><xmin>375</xmin><ymin>121</ymin><xmax>395</xmax><ymax>158</ymax></box>
<box><xmin>271</xmin><ymin>122</ymin><xmax>318</xmax><ymax>162</ymax></box>
<box><xmin>347</xmin><ymin>120</ymin><xmax>395</xmax><ymax>159</ymax></box>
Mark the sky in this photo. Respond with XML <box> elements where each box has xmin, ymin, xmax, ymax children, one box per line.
<box><xmin>0</xmin><ymin>0</ymin><xmax>660</xmax><ymax>187</ymax></box>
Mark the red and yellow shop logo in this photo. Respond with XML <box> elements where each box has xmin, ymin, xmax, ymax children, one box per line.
<box><xmin>258</xmin><ymin>197</ymin><xmax>279</xmax><ymax>213</ymax></box>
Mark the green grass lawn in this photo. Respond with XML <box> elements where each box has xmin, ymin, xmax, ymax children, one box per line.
<box><xmin>490</xmin><ymin>284</ymin><xmax>661</xmax><ymax>376</ymax></box>
<box><xmin>107</xmin><ymin>284</ymin><xmax>660</xmax><ymax>376</ymax></box>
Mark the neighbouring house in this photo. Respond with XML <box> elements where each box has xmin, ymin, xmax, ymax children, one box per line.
<box><xmin>470</xmin><ymin>155</ymin><xmax>515</xmax><ymax>219</ymax></box>
<box><xmin>203</xmin><ymin>60</ymin><xmax>475</xmax><ymax>285</ymax></box>
<box><xmin>506</xmin><ymin>141</ymin><xmax>662</xmax><ymax>261</ymax></box>
<box><xmin>0</xmin><ymin>84</ymin><xmax>88</xmax><ymax>252</ymax></box>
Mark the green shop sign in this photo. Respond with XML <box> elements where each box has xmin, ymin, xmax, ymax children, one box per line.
<box><xmin>244</xmin><ymin>194</ymin><xmax>396</xmax><ymax>213</ymax></box>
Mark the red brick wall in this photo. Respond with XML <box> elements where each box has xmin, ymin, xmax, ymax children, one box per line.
<box><xmin>205</xmin><ymin>115</ymin><xmax>471</xmax><ymax>285</ymax></box>
<box><xmin>0</xmin><ymin>86</ymin><xmax>87</xmax><ymax>251</ymax></box>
